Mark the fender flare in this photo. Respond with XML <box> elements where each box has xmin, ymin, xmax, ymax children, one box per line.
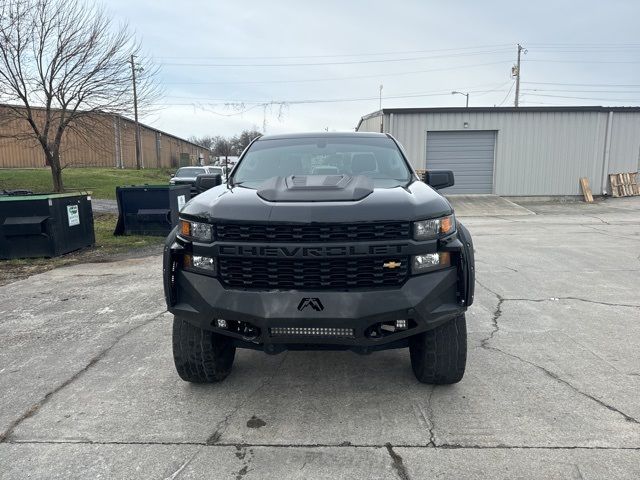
<box><xmin>456</xmin><ymin>221</ymin><xmax>475</xmax><ymax>307</ymax></box>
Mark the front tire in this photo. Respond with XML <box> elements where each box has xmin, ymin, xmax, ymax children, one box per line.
<box><xmin>172</xmin><ymin>316</ymin><xmax>236</xmax><ymax>383</ymax></box>
<box><xmin>409</xmin><ymin>314</ymin><xmax>467</xmax><ymax>384</ymax></box>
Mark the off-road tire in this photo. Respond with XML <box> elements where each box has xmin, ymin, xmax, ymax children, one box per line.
<box><xmin>172</xmin><ymin>316</ymin><xmax>236</xmax><ymax>383</ymax></box>
<box><xmin>409</xmin><ymin>314</ymin><xmax>467</xmax><ymax>384</ymax></box>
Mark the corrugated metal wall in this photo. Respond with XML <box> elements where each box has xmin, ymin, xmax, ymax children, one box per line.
<box><xmin>357</xmin><ymin>114</ymin><xmax>384</xmax><ymax>134</ymax></box>
<box><xmin>359</xmin><ymin>109</ymin><xmax>640</xmax><ymax>195</ymax></box>
<box><xmin>0</xmin><ymin>108</ymin><xmax>210</xmax><ymax>169</ymax></box>
<box><xmin>608</xmin><ymin>112</ymin><xmax>640</xmax><ymax>174</ymax></box>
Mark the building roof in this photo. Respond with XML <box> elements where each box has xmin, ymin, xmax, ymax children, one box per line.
<box><xmin>0</xmin><ymin>103</ymin><xmax>206</xmax><ymax>151</ymax></box>
<box><xmin>356</xmin><ymin>105</ymin><xmax>640</xmax><ymax>130</ymax></box>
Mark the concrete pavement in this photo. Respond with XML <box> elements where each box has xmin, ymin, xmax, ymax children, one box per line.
<box><xmin>0</xmin><ymin>197</ymin><xmax>639</xmax><ymax>479</ymax></box>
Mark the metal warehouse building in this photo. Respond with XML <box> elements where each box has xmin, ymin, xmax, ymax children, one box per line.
<box><xmin>0</xmin><ymin>105</ymin><xmax>210</xmax><ymax>169</ymax></box>
<box><xmin>356</xmin><ymin>106</ymin><xmax>640</xmax><ymax>196</ymax></box>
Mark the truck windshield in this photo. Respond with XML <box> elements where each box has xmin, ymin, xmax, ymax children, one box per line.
<box><xmin>176</xmin><ymin>167</ymin><xmax>205</xmax><ymax>177</ymax></box>
<box><xmin>232</xmin><ymin>136</ymin><xmax>412</xmax><ymax>188</ymax></box>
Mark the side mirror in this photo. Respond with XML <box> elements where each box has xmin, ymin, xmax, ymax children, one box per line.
<box><xmin>423</xmin><ymin>170</ymin><xmax>455</xmax><ymax>190</ymax></box>
<box><xmin>170</xmin><ymin>173</ymin><xmax>175</xmax><ymax>178</ymax></box>
<box><xmin>195</xmin><ymin>173</ymin><xmax>222</xmax><ymax>193</ymax></box>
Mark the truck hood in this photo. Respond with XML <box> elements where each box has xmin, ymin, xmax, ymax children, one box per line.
<box><xmin>181</xmin><ymin>178</ymin><xmax>453</xmax><ymax>223</ymax></box>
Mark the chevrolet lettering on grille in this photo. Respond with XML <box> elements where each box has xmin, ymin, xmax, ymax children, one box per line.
<box><xmin>217</xmin><ymin>244</ymin><xmax>406</xmax><ymax>258</ymax></box>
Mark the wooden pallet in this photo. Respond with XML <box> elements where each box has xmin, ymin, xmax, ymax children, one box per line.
<box><xmin>609</xmin><ymin>172</ymin><xmax>639</xmax><ymax>197</ymax></box>
<box><xmin>579</xmin><ymin>177</ymin><xmax>594</xmax><ymax>203</ymax></box>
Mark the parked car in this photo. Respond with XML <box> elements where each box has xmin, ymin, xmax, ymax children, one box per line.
<box><xmin>205</xmin><ymin>166</ymin><xmax>228</xmax><ymax>183</ymax></box>
<box><xmin>164</xmin><ymin>132</ymin><xmax>474</xmax><ymax>385</ymax></box>
<box><xmin>169</xmin><ymin>166</ymin><xmax>222</xmax><ymax>195</ymax></box>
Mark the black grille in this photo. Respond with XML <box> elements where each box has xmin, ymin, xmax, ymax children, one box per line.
<box><xmin>218</xmin><ymin>257</ymin><xmax>409</xmax><ymax>290</ymax></box>
<box><xmin>216</xmin><ymin>222</ymin><xmax>410</xmax><ymax>243</ymax></box>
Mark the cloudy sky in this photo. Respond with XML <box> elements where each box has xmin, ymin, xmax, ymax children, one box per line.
<box><xmin>107</xmin><ymin>0</ymin><xmax>640</xmax><ymax>139</ymax></box>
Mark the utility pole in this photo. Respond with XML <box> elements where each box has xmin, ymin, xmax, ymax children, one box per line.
<box><xmin>514</xmin><ymin>44</ymin><xmax>526</xmax><ymax>107</ymax></box>
<box><xmin>130</xmin><ymin>54</ymin><xmax>142</xmax><ymax>169</ymax></box>
<box><xmin>379</xmin><ymin>84</ymin><xmax>383</xmax><ymax>133</ymax></box>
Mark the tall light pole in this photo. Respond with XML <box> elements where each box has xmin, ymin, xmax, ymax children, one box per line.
<box><xmin>130</xmin><ymin>54</ymin><xmax>143</xmax><ymax>170</ymax></box>
<box><xmin>379</xmin><ymin>84</ymin><xmax>384</xmax><ymax>132</ymax></box>
<box><xmin>451</xmin><ymin>91</ymin><xmax>469</xmax><ymax>108</ymax></box>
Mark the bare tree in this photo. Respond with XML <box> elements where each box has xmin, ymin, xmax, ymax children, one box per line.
<box><xmin>0</xmin><ymin>0</ymin><xmax>157</xmax><ymax>191</ymax></box>
<box><xmin>211</xmin><ymin>135</ymin><xmax>233</xmax><ymax>160</ymax></box>
<box><xmin>188</xmin><ymin>135</ymin><xmax>214</xmax><ymax>151</ymax></box>
<box><xmin>231</xmin><ymin>129</ymin><xmax>262</xmax><ymax>155</ymax></box>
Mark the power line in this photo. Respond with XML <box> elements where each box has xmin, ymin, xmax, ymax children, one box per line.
<box><xmin>523</xmin><ymin>88</ymin><xmax>640</xmax><ymax>94</ymax></box>
<box><xmin>162</xmin><ymin>60</ymin><xmax>513</xmax><ymax>86</ymax></box>
<box><xmin>163</xmin><ymin>82</ymin><xmax>510</xmax><ymax>101</ymax></box>
<box><xmin>159</xmin><ymin>86</ymin><xmax>509</xmax><ymax>106</ymax></box>
<box><xmin>497</xmin><ymin>82</ymin><xmax>516</xmax><ymax>106</ymax></box>
<box><xmin>152</xmin><ymin>43</ymin><xmax>640</xmax><ymax>61</ymax></box>
<box><xmin>525</xmin><ymin>59</ymin><xmax>640</xmax><ymax>64</ymax></box>
<box><xmin>523</xmin><ymin>93</ymin><xmax>640</xmax><ymax>101</ymax></box>
<box><xmin>157</xmin><ymin>49</ymin><xmax>513</xmax><ymax>67</ymax></box>
<box><xmin>153</xmin><ymin>43</ymin><xmax>515</xmax><ymax>60</ymax></box>
<box><xmin>526</xmin><ymin>42</ymin><xmax>640</xmax><ymax>47</ymax></box>
<box><xmin>523</xmin><ymin>81</ymin><xmax>640</xmax><ymax>87</ymax></box>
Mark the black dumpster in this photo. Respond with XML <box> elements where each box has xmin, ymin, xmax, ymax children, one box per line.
<box><xmin>114</xmin><ymin>185</ymin><xmax>191</xmax><ymax>236</ymax></box>
<box><xmin>0</xmin><ymin>192</ymin><xmax>95</xmax><ymax>259</ymax></box>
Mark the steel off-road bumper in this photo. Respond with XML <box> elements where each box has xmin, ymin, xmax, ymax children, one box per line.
<box><xmin>169</xmin><ymin>267</ymin><xmax>463</xmax><ymax>352</ymax></box>
<box><xmin>164</xmin><ymin>246</ymin><xmax>474</xmax><ymax>353</ymax></box>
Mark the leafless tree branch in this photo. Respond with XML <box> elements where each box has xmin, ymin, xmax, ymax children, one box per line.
<box><xmin>0</xmin><ymin>0</ymin><xmax>159</xmax><ymax>190</ymax></box>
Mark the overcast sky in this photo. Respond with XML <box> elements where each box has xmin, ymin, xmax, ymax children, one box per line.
<box><xmin>106</xmin><ymin>0</ymin><xmax>640</xmax><ymax>139</ymax></box>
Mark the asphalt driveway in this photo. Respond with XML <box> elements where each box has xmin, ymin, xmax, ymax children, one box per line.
<box><xmin>0</xmin><ymin>197</ymin><xmax>639</xmax><ymax>479</ymax></box>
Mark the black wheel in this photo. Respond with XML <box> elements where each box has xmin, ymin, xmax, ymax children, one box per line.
<box><xmin>172</xmin><ymin>316</ymin><xmax>236</xmax><ymax>383</ymax></box>
<box><xmin>409</xmin><ymin>314</ymin><xmax>467</xmax><ymax>384</ymax></box>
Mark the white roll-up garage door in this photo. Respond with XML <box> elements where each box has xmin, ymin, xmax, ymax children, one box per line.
<box><xmin>426</xmin><ymin>130</ymin><xmax>496</xmax><ymax>194</ymax></box>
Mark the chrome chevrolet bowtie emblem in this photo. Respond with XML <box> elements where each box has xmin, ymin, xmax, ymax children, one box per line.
<box><xmin>383</xmin><ymin>261</ymin><xmax>401</xmax><ymax>269</ymax></box>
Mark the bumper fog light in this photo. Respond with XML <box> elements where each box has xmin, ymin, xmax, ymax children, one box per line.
<box><xmin>411</xmin><ymin>252</ymin><xmax>451</xmax><ymax>274</ymax></box>
<box><xmin>396</xmin><ymin>319</ymin><xmax>408</xmax><ymax>329</ymax></box>
<box><xmin>184</xmin><ymin>254</ymin><xmax>217</xmax><ymax>274</ymax></box>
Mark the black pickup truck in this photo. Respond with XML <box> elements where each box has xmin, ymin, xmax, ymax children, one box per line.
<box><xmin>163</xmin><ymin>132</ymin><xmax>474</xmax><ymax>384</ymax></box>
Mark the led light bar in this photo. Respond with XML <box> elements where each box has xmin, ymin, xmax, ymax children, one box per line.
<box><xmin>270</xmin><ymin>327</ymin><xmax>355</xmax><ymax>337</ymax></box>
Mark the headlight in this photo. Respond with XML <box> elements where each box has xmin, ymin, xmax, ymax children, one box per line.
<box><xmin>179</xmin><ymin>219</ymin><xmax>213</xmax><ymax>242</ymax></box>
<box><xmin>412</xmin><ymin>252</ymin><xmax>451</xmax><ymax>274</ymax></box>
<box><xmin>413</xmin><ymin>214</ymin><xmax>455</xmax><ymax>240</ymax></box>
<box><xmin>184</xmin><ymin>254</ymin><xmax>217</xmax><ymax>275</ymax></box>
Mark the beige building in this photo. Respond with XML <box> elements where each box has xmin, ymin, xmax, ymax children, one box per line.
<box><xmin>0</xmin><ymin>105</ymin><xmax>210</xmax><ymax>169</ymax></box>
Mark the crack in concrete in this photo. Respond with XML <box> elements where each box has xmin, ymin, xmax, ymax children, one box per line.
<box><xmin>477</xmin><ymin>282</ymin><xmax>640</xmax><ymax>425</ymax></box>
<box><xmin>488</xmin><ymin>345</ymin><xmax>640</xmax><ymax>424</ymax></box>
<box><xmin>582</xmin><ymin>224</ymin><xmax>640</xmax><ymax>241</ymax></box>
<box><xmin>206</xmin><ymin>352</ymin><xmax>289</xmax><ymax>445</ymax></box>
<box><xmin>385</xmin><ymin>443</ymin><xmax>411</xmax><ymax>480</ymax></box>
<box><xmin>6</xmin><ymin>439</ymin><xmax>640</xmax><ymax>450</ymax></box>
<box><xmin>585</xmin><ymin>215</ymin><xmax>611</xmax><ymax>225</ymax></box>
<box><xmin>163</xmin><ymin>449</ymin><xmax>200</xmax><ymax>480</ymax></box>
<box><xmin>506</xmin><ymin>296</ymin><xmax>640</xmax><ymax>308</ymax></box>
<box><xmin>477</xmin><ymin>280</ymin><xmax>640</xmax><ymax>309</ymax></box>
<box><xmin>475</xmin><ymin>259</ymin><xmax>519</xmax><ymax>273</ymax></box>
<box><xmin>573</xmin><ymin>463</ymin><xmax>585</xmax><ymax>480</ymax></box>
<box><xmin>476</xmin><ymin>280</ymin><xmax>504</xmax><ymax>350</ymax></box>
<box><xmin>556</xmin><ymin>332</ymin><xmax>625</xmax><ymax>375</ymax></box>
<box><xmin>0</xmin><ymin>310</ymin><xmax>167</xmax><ymax>443</ymax></box>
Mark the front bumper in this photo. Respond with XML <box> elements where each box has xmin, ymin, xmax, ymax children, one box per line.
<box><xmin>167</xmin><ymin>260</ymin><xmax>463</xmax><ymax>352</ymax></box>
<box><xmin>163</xmin><ymin>218</ymin><xmax>475</xmax><ymax>353</ymax></box>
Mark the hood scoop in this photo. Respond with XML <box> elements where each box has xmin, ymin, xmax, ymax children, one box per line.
<box><xmin>257</xmin><ymin>175</ymin><xmax>374</xmax><ymax>202</ymax></box>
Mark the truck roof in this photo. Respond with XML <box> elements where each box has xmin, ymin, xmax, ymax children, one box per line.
<box><xmin>258</xmin><ymin>131</ymin><xmax>388</xmax><ymax>141</ymax></box>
